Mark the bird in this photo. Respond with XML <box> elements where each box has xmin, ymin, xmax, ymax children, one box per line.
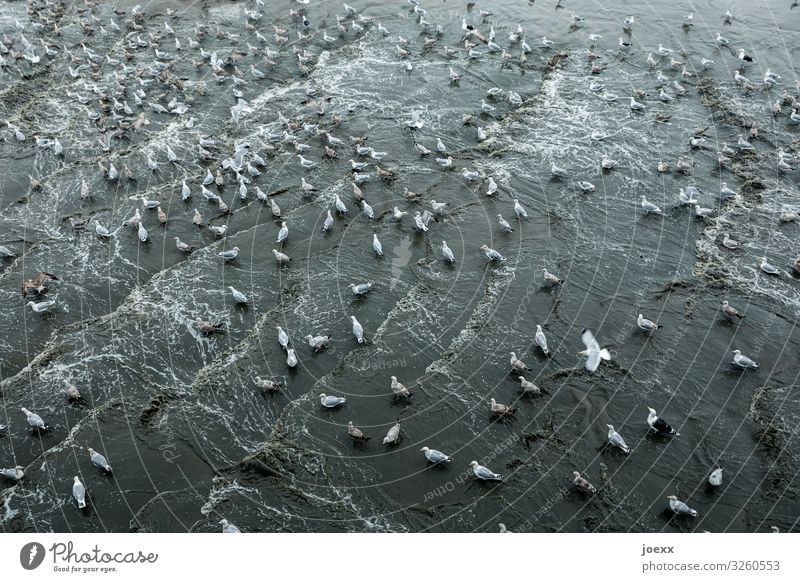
<box><xmin>497</xmin><ymin>214</ymin><xmax>514</xmax><ymax>233</ymax></box>
<box><xmin>721</xmin><ymin>234</ymin><xmax>740</xmax><ymax>250</ymax></box>
<box><xmin>383</xmin><ymin>422</ymin><xmax>401</xmax><ymax>445</ymax></box>
<box><xmin>286</xmin><ymin>348</ymin><xmax>298</xmax><ymax>368</ymax></box>
<box><xmin>606</xmin><ymin>424</ymin><xmax>630</xmax><ymax>453</ymax></box>
<box><xmin>441</xmin><ymin>241</ymin><xmax>455</xmax><ymax>263</ymax></box>
<box><xmin>254</xmin><ymin>377</ymin><xmax>282</xmax><ymax>392</ymax></box>
<box><xmin>480</xmin><ymin>245</ymin><xmax>507</xmax><ymax>262</ymax></box>
<box><xmin>174</xmin><ymin>237</ymin><xmax>193</xmax><ymax>253</ymax></box>
<box><xmin>373</xmin><ymin>234</ymin><xmax>383</xmax><ymax>256</ymax></box>
<box><xmin>347</xmin><ymin>421</ymin><xmax>370</xmax><ymax>442</ymax></box>
<box><xmin>534</xmin><ymin>325</ymin><xmax>549</xmax><ymax>355</ymax></box>
<box><xmin>579</xmin><ymin>329</ymin><xmax>610</xmax><ymax>373</ymax></box>
<box><xmin>0</xmin><ymin>466</ymin><xmax>24</xmax><ymax>481</ymax></box>
<box><xmin>272</xmin><ymin>249</ymin><xmax>291</xmax><ymax>264</ymax></box>
<box><xmin>349</xmin><ymin>282</ymin><xmax>373</xmax><ymax>296</ymax></box>
<box><xmin>26</xmin><ymin>298</ymin><xmax>57</xmax><ymax>314</ymax></box>
<box><xmin>305</xmin><ymin>334</ymin><xmax>332</xmax><ymax>352</ymax></box>
<box><xmin>572</xmin><ymin>471</ymin><xmax>597</xmax><ymax>493</ymax></box>
<box><xmin>721</xmin><ymin>300</ymin><xmax>744</xmax><ymax>319</ymax></box>
<box><xmin>196</xmin><ymin>318</ymin><xmax>224</xmax><ymax>335</ymax></box>
<box><xmin>513</xmin><ymin>373</ymin><xmax>539</xmax><ymax>395</ymax></box>
<box><xmin>667</xmin><ymin>495</ymin><xmax>697</xmax><ymax>517</ymax></box>
<box><xmin>469</xmin><ymin>460</ymin><xmax>502</xmax><ymax>481</ymax></box>
<box><xmin>647</xmin><ymin>407</ymin><xmax>679</xmax><ymax>435</ymax></box>
<box><xmin>320</xmin><ymin>393</ymin><xmax>346</xmax><ymax>408</ymax></box>
<box><xmin>390</xmin><ymin>376</ymin><xmax>413</xmax><ymax>398</ymax></box>
<box><xmin>276</xmin><ymin>326</ymin><xmax>290</xmax><ymax>350</ymax></box>
<box><xmin>637</xmin><ymin>313</ymin><xmax>662</xmax><ymax>332</ymax></box>
<box><xmin>510</xmin><ymin>352</ymin><xmax>530</xmax><ymax>372</ymax></box>
<box><xmin>72</xmin><ymin>476</ymin><xmax>87</xmax><ymax>508</ymax></box>
<box><xmin>21</xmin><ymin>407</ymin><xmax>46</xmax><ymax>429</ymax></box>
<box><xmin>732</xmin><ymin>349</ymin><xmax>758</xmax><ymax>369</ymax></box>
<box><xmin>219</xmin><ymin>519</ymin><xmax>241</xmax><ymax>533</ymax></box>
<box><xmin>490</xmin><ymin>398</ymin><xmax>517</xmax><ymax>415</ymax></box>
<box><xmin>137</xmin><ymin>222</ymin><xmax>148</xmax><ymax>243</ymax></box>
<box><xmin>218</xmin><ymin>247</ymin><xmax>239</xmax><ymax>261</ymax></box>
<box><xmin>709</xmin><ymin>467</ymin><xmax>723</xmax><ymax>487</ymax></box>
<box><xmin>640</xmin><ymin>195</ymin><xmax>663</xmax><ymax>215</ymax></box>
<box><xmin>421</xmin><ymin>446</ymin><xmax>452</xmax><ymax>463</ymax></box>
<box><xmin>542</xmin><ymin>268</ymin><xmax>562</xmax><ymax>285</ymax></box>
<box><xmin>228</xmin><ymin>286</ymin><xmax>248</xmax><ymax>304</ymax></box>
<box><xmin>351</xmin><ymin>315</ymin><xmax>364</xmax><ymax>343</ymax></box>
<box><xmin>87</xmin><ymin>447</ymin><xmax>112</xmax><ymax>472</ymax></box>
<box><xmin>277</xmin><ymin>222</ymin><xmax>289</xmax><ymax>243</ymax></box>
<box><xmin>759</xmin><ymin>257</ymin><xmax>780</xmax><ymax>275</ymax></box>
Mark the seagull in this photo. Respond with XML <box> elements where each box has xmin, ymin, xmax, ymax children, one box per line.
<box><xmin>580</xmin><ymin>329</ymin><xmax>610</xmax><ymax>373</ymax></box>
<box><xmin>637</xmin><ymin>313</ymin><xmax>662</xmax><ymax>332</ymax></box>
<box><xmin>572</xmin><ymin>471</ymin><xmax>597</xmax><ymax>493</ymax></box>
<box><xmin>254</xmin><ymin>377</ymin><xmax>282</xmax><ymax>392</ymax></box>
<box><xmin>717</xmin><ymin>301</ymin><xmax>743</xmax><ymax>322</ymax></box>
<box><xmin>277</xmin><ymin>326</ymin><xmax>289</xmax><ymax>349</ymax></box>
<box><xmin>721</xmin><ymin>234</ymin><xmax>740</xmax><ymax>250</ymax></box>
<box><xmin>640</xmin><ymin>195</ymin><xmax>663</xmax><ymax>215</ymax></box>
<box><xmin>490</xmin><ymin>398</ymin><xmax>517</xmax><ymax>415</ymax></box>
<box><xmin>272</xmin><ymin>249</ymin><xmax>291</xmax><ymax>264</ymax></box>
<box><xmin>72</xmin><ymin>476</ymin><xmax>87</xmax><ymax>508</ymax></box>
<box><xmin>421</xmin><ymin>446</ymin><xmax>452</xmax><ymax>463</ymax></box>
<box><xmin>441</xmin><ymin>241</ymin><xmax>455</xmax><ymax>263</ymax></box>
<box><xmin>347</xmin><ymin>421</ymin><xmax>370</xmax><ymax>442</ymax></box>
<box><xmin>220</xmin><ymin>519</ymin><xmax>241</xmax><ymax>533</ymax></box>
<box><xmin>195</xmin><ymin>318</ymin><xmax>224</xmax><ymax>335</ymax></box>
<box><xmin>542</xmin><ymin>268</ymin><xmax>562</xmax><ymax>285</ymax></box>
<box><xmin>513</xmin><ymin>199</ymin><xmax>528</xmax><ymax>218</ymax></box>
<box><xmin>87</xmin><ymin>447</ymin><xmax>112</xmax><ymax>472</ymax></box>
<box><xmin>534</xmin><ymin>325</ymin><xmax>549</xmax><ymax>355</ymax></box>
<box><xmin>732</xmin><ymin>349</ymin><xmax>758</xmax><ymax>369</ymax></box>
<box><xmin>606</xmin><ymin>424</ymin><xmax>630</xmax><ymax>453</ymax></box>
<box><xmin>383</xmin><ymin>422</ymin><xmax>401</xmax><ymax>445</ymax></box>
<box><xmin>349</xmin><ymin>282</ymin><xmax>373</xmax><ymax>296</ymax></box>
<box><xmin>218</xmin><ymin>247</ymin><xmax>239</xmax><ymax>261</ymax></box>
<box><xmin>21</xmin><ymin>407</ymin><xmax>46</xmax><ymax>429</ymax></box>
<box><xmin>551</xmin><ymin>162</ymin><xmax>567</xmax><ymax>178</ymax></box>
<box><xmin>286</xmin><ymin>348</ymin><xmax>298</xmax><ymax>367</ymax></box>
<box><xmin>351</xmin><ymin>315</ymin><xmax>364</xmax><ymax>343</ymax></box>
<box><xmin>373</xmin><ymin>234</ymin><xmax>383</xmax><ymax>256</ymax></box>
<box><xmin>667</xmin><ymin>495</ymin><xmax>697</xmax><ymax>517</ymax></box>
<box><xmin>510</xmin><ymin>351</ymin><xmax>530</xmax><ymax>372</ymax></box>
<box><xmin>0</xmin><ymin>466</ymin><xmax>24</xmax><ymax>481</ymax></box>
<box><xmin>518</xmin><ymin>376</ymin><xmax>541</xmax><ymax>395</ymax></box>
<box><xmin>480</xmin><ymin>245</ymin><xmax>506</xmax><ymax>262</ymax></box>
<box><xmin>320</xmin><ymin>393</ymin><xmax>346</xmax><ymax>408</ymax></box>
<box><xmin>228</xmin><ymin>286</ymin><xmax>248</xmax><ymax>304</ymax></box>
<box><xmin>414</xmin><ymin>212</ymin><xmax>429</xmax><ymax>232</ymax></box>
<box><xmin>277</xmin><ymin>222</ymin><xmax>289</xmax><ymax>243</ymax></box>
<box><xmin>497</xmin><ymin>214</ymin><xmax>514</xmax><ymax>233</ymax></box>
<box><xmin>390</xmin><ymin>376</ymin><xmax>413</xmax><ymax>398</ymax></box>
<box><xmin>647</xmin><ymin>407</ymin><xmax>679</xmax><ymax>435</ymax></box>
<box><xmin>322</xmin><ymin>210</ymin><xmax>334</xmax><ymax>231</ymax></box>
<box><xmin>469</xmin><ymin>460</ymin><xmax>502</xmax><ymax>481</ymax></box>
<box><xmin>759</xmin><ymin>257</ymin><xmax>780</xmax><ymax>275</ymax></box>
<box><xmin>709</xmin><ymin>467</ymin><xmax>723</xmax><ymax>487</ymax></box>
<box><xmin>576</xmin><ymin>180</ymin><xmax>596</xmax><ymax>192</ymax></box>
<box><xmin>26</xmin><ymin>297</ymin><xmax>57</xmax><ymax>313</ymax></box>
<box><xmin>678</xmin><ymin>188</ymin><xmax>698</xmax><ymax>205</ymax></box>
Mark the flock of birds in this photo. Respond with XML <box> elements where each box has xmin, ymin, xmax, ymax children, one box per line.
<box><xmin>0</xmin><ymin>0</ymin><xmax>796</xmax><ymax>532</ymax></box>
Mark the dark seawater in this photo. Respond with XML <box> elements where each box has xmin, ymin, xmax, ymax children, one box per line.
<box><xmin>0</xmin><ymin>0</ymin><xmax>798</xmax><ymax>532</ymax></box>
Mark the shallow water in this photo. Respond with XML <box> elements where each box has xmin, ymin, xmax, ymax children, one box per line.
<box><xmin>0</xmin><ymin>0</ymin><xmax>798</xmax><ymax>532</ymax></box>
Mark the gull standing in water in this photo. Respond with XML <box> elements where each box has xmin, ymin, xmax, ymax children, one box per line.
<box><xmin>469</xmin><ymin>460</ymin><xmax>502</xmax><ymax>481</ymax></box>
<box><xmin>373</xmin><ymin>234</ymin><xmax>383</xmax><ymax>256</ymax></box>
<box><xmin>21</xmin><ymin>407</ymin><xmax>47</xmax><ymax>429</ymax></box>
<box><xmin>534</xmin><ymin>325</ymin><xmax>550</xmax><ymax>355</ymax></box>
<box><xmin>606</xmin><ymin>424</ymin><xmax>630</xmax><ymax>453</ymax></box>
<box><xmin>390</xmin><ymin>376</ymin><xmax>413</xmax><ymax>398</ymax></box>
<box><xmin>647</xmin><ymin>407</ymin><xmax>679</xmax><ymax>435</ymax></box>
<box><xmin>88</xmin><ymin>448</ymin><xmax>112</xmax><ymax>472</ymax></box>
<box><xmin>637</xmin><ymin>313</ymin><xmax>662</xmax><ymax>331</ymax></box>
<box><xmin>220</xmin><ymin>519</ymin><xmax>241</xmax><ymax>533</ymax></box>
<box><xmin>667</xmin><ymin>495</ymin><xmax>697</xmax><ymax>517</ymax></box>
<box><xmin>732</xmin><ymin>349</ymin><xmax>758</xmax><ymax>369</ymax></box>
<box><xmin>480</xmin><ymin>245</ymin><xmax>507</xmax><ymax>262</ymax></box>
<box><xmin>72</xmin><ymin>476</ymin><xmax>87</xmax><ymax>508</ymax></box>
<box><xmin>421</xmin><ymin>446</ymin><xmax>452</xmax><ymax>463</ymax></box>
<box><xmin>441</xmin><ymin>241</ymin><xmax>455</xmax><ymax>263</ymax></box>
<box><xmin>572</xmin><ymin>471</ymin><xmax>597</xmax><ymax>493</ymax></box>
<box><xmin>228</xmin><ymin>286</ymin><xmax>248</xmax><ymax>304</ymax></box>
<box><xmin>320</xmin><ymin>394</ymin><xmax>346</xmax><ymax>408</ymax></box>
<box><xmin>709</xmin><ymin>467</ymin><xmax>723</xmax><ymax>487</ymax></box>
<box><xmin>640</xmin><ymin>195</ymin><xmax>663</xmax><ymax>215</ymax></box>
<box><xmin>351</xmin><ymin>316</ymin><xmax>364</xmax><ymax>343</ymax></box>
